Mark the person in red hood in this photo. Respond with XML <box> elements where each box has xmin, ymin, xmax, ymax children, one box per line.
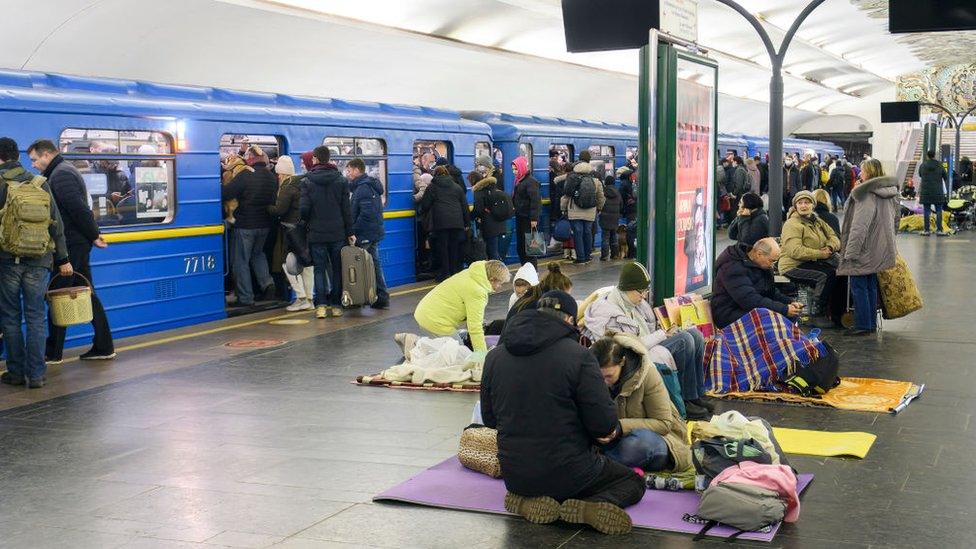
<box><xmin>512</xmin><ymin>156</ymin><xmax>541</xmax><ymax>267</ymax></box>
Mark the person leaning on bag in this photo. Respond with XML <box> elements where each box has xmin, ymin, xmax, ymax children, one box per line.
<box><xmin>511</xmin><ymin>156</ymin><xmax>541</xmax><ymax>267</ymax></box>
<box><xmin>27</xmin><ymin>139</ymin><xmax>115</xmax><ymax>363</ymax></box>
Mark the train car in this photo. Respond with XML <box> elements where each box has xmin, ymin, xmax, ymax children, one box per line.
<box><xmin>461</xmin><ymin>112</ymin><xmax>638</xmax><ymax>255</ymax></box>
<box><xmin>717</xmin><ymin>134</ymin><xmax>750</xmax><ymax>160</ymax></box>
<box><xmin>0</xmin><ymin>70</ymin><xmax>492</xmax><ymax>346</ymax></box>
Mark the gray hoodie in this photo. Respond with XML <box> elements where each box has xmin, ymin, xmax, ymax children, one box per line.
<box><xmin>837</xmin><ymin>176</ymin><xmax>899</xmax><ymax>277</ymax></box>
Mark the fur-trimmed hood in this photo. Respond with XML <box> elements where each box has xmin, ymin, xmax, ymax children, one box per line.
<box><xmin>573</xmin><ymin>161</ymin><xmax>595</xmax><ymax>174</ymax></box>
<box><xmin>851</xmin><ymin>175</ymin><xmax>898</xmax><ymax>201</ymax></box>
<box><xmin>472</xmin><ymin>176</ymin><xmax>497</xmax><ymax>192</ymax></box>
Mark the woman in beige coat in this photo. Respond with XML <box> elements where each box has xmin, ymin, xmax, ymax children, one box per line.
<box><xmin>779</xmin><ymin>190</ymin><xmax>841</xmax><ymax>320</ymax></box>
<box><xmin>590</xmin><ymin>333</ymin><xmax>692</xmax><ymax>473</ymax></box>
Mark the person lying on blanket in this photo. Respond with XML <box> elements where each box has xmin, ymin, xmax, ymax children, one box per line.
<box><xmin>582</xmin><ymin>262</ymin><xmax>712</xmax><ymax>419</ymax></box>
<box><xmin>590</xmin><ymin>334</ymin><xmax>693</xmax><ymax>474</ymax></box>
<box><xmin>415</xmin><ymin>260</ymin><xmax>511</xmax><ymax>352</ymax></box>
<box><xmin>711</xmin><ymin>237</ymin><xmax>804</xmax><ymax>329</ymax></box>
<box><xmin>481</xmin><ymin>291</ymin><xmax>645</xmax><ymax>535</ymax></box>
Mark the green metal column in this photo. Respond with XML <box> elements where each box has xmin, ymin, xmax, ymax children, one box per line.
<box><xmin>922</xmin><ymin>122</ymin><xmax>939</xmax><ymax>156</ymax></box>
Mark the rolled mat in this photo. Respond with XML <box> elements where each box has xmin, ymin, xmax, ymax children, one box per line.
<box><xmin>709</xmin><ymin>377</ymin><xmax>924</xmax><ymax>414</ymax></box>
<box><xmin>374</xmin><ymin>457</ymin><xmax>813</xmax><ymax>542</ymax></box>
<box><xmin>354</xmin><ymin>375</ymin><xmax>480</xmax><ymax>393</ymax></box>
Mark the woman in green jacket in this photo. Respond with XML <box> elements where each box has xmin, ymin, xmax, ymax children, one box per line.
<box><xmin>414</xmin><ymin>260</ymin><xmax>511</xmax><ymax>352</ymax></box>
<box><xmin>778</xmin><ymin>190</ymin><xmax>841</xmax><ymax>322</ymax></box>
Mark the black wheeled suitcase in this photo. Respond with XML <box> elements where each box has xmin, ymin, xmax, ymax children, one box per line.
<box><xmin>340</xmin><ymin>245</ymin><xmax>377</xmax><ymax>307</ymax></box>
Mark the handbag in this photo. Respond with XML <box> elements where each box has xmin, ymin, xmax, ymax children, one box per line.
<box><xmin>553</xmin><ymin>217</ymin><xmax>572</xmax><ymax>242</ymax></box>
<box><xmin>458</xmin><ymin>425</ymin><xmax>501</xmax><ymax>478</ymax></box>
<box><xmin>877</xmin><ymin>254</ymin><xmax>922</xmax><ymax>319</ymax></box>
<box><xmin>282</xmin><ymin>222</ymin><xmax>312</xmax><ymax>266</ymax></box>
<box><xmin>524</xmin><ymin>230</ymin><xmax>546</xmax><ymax>257</ymax></box>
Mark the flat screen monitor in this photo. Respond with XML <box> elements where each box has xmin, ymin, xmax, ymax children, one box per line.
<box><xmin>889</xmin><ymin>0</ymin><xmax>976</xmax><ymax>33</ymax></box>
<box><xmin>881</xmin><ymin>101</ymin><xmax>920</xmax><ymax>123</ymax></box>
<box><xmin>561</xmin><ymin>0</ymin><xmax>659</xmax><ymax>52</ymax></box>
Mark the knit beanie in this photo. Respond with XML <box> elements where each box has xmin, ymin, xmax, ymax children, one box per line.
<box><xmin>540</xmin><ymin>290</ymin><xmax>578</xmax><ymax>323</ymax></box>
<box><xmin>741</xmin><ymin>192</ymin><xmax>763</xmax><ymax>210</ymax></box>
<box><xmin>475</xmin><ymin>155</ymin><xmax>494</xmax><ymax>171</ymax></box>
<box><xmin>792</xmin><ymin>190</ymin><xmax>815</xmax><ymax>207</ymax></box>
<box><xmin>618</xmin><ymin>262</ymin><xmax>651</xmax><ymax>291</ymax></box>
<box><xmin>275</xmin><ymin>155</ymin><xmax>296</xmax><ymax>176</ymax></box>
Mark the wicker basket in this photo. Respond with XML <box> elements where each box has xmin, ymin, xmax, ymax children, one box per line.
<box><xmin>46</xmin><ymin>273</ymin><xmax>93</xmax><ymax>327</ymax></box>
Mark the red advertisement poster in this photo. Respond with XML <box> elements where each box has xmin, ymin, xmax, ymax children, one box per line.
<box><xmin>673</xmin><ymin>62</ymin><xmax>715</xmax><ymax>295</ymax></box>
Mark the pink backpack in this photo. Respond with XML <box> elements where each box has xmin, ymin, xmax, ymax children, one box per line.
<box><xmin>710</xmin><ymin>461</ymin><xmax>800</xmax><ymax>522</ymax></box>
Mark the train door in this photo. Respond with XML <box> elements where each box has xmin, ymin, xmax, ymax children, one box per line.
<box><xmin>413</xmin><ymin>139</ymin><xmax>454</xmax><ymax>281</ymax></box>
<box><xmin>219</xmin><ymin>133</ymin><xmax>285</xmax><ymax>314</ymax></box>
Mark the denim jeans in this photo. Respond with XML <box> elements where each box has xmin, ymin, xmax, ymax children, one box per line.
<box><xmin>310</xmin><ymin>241</ymin><xmax>345</xmax><ymax>307</ymax></box>
<box><xmin>484</xmin><ymin>234</ymin><xmax>504</xmax><ymax>261</ymax></box>
<box><xmin>570</xmin><ymin>219</ymin><xmax>593</xmax><ymax>262</ymax></box>
<box><xmin>850</xmin><ymin>273</ymin><xmax>879</xmax><ymax>331</ymax></box>
<box><xmin>659</xmin><ymin>328</ymin><xmax>706</xmax><ymax>401</ymax></box>
<box><xmin>600</xmin><ymin>227</ymin><xmax>618</xmax><ymax>259</ymax></box>
<box><xmin>923</xmin><ymin>203</ymin><xmax>944</xmax><ymax>232</ymax></box>
<box><xmin>0</xmin><ymin>261</ymin><xmax>49</xmax><ymax>382</ymax></box>
<box><xmin>604</xmin><ymin>429</ymin><xmax>671</xmax><ymax>472</ymax></box>
<box><xmin>233</xmin><ymin>228</ymin><xmax>273</xmax><ymax>304</ymax></box>
<box><xmin>358</xmin><ymin>241</ymin><xmax>389</xmax><ymax>303</ymax></box>
<box><xmin>831</xmin><ymin>185</ymin><xmax>845</xmax><ymax>210</ymax></box>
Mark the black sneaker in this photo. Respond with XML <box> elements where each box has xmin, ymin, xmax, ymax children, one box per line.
<box><xmin>372</xmin><ymin>300</ymin><xmax>390</xmax><ymax>310</ymax></box>
<box><xmin>45</xmin><ymin>356</ymin><xmax>64</xmax><ymax>365</ymax></box>
<box><xmin>260</xmin><ymin>285</ymin><xmax>278</xmax><ymax>302</ymax></box>
<box><xmin>80</xmin><ymin>350</ymin><xmax>117</xmax><ymax>361</ymax></box>
<box><xmin>27</xmin><ymin>378</ymin><xmax>44</xmax><ymax>389</ymax></box>
<box><xmin>0</xmin><ymin>372</ymin><xmax>24</xmax><ymax>386</ymax></box>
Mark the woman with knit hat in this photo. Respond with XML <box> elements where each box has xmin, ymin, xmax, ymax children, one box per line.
<box><xmin>727</xmin><ymin>192</ymin><xmax>768</xmax><ymax>247</ymax></box>
<box><xmin>779</xmin><ymin>190</ymin><xmax>841</xmax><ymax>325</ymax></box>
<box><xmin>583</xmin><ymin>262</ymin><xmax>711</xmax><ymax>419</ymax></box>
<box><xmin>269</xmin><ymin>155</ymin><xmax>314</xmax><ymax>311</ymax></box>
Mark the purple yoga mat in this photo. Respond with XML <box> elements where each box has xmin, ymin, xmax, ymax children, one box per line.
<box><xmin>374</xmin><ymin>457</ymin><xmax>813</xmax><ymax>542</ymax></box>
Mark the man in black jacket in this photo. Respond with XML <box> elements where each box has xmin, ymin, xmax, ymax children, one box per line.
<box><xmin>710</xmin><ymin>238</ymin><xmax>803</xmax><ymax>328</ymax></box>
<box><xmin>27</xmin><ymin>139</ymin><xmax>115</xmax><ymax>362</ymax></box>
<box><xmin>222</xmin><ymin>145</ymin><xmax>278</xmax><ymax>306</ymax></box>
<box><xmin>481</xmin><ymin>291</ymin><xmax>645</xmax><ymax>535</ymax></box>
<box><xmin>300</xmin><ymin>146</ymin><xmax>354</xmax><ymax>319</ymax></box>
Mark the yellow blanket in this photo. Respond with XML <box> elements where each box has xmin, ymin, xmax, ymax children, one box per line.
<box><xmin>688</xmin><ymin>421</ymin><xmax>877</xmax><ymax>458</ymax></box>
<box><xmin>709</xmin><ymin>377</ymin><xmax>923</xmax><ymax>414</ymax></box>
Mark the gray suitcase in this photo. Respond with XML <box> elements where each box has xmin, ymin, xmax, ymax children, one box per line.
<box><xmin>340</xmin><ymin>245</ymin><xmax>377</xmax><ymax>307</ymax></box>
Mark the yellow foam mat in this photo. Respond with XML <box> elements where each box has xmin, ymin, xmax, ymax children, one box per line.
<box><xmin>688</xmin><ymin>422</ymin><xmax>876</xmax><ymax>458</ymax></box>
<box><xmin>770</xmin><ymin>427</ymin><xmax>876</xmax><ymax>458</ymax></box>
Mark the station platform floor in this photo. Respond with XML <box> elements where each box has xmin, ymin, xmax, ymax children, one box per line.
<box><xmin>0</xmin><ymin>233</ymin><xmax>972</xmax><ymax>548</ymax></box>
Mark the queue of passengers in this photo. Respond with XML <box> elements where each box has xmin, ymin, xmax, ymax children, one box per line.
<box><xmin>0</xmin><ymin>137</ymin><xmax>118</xmax><ymax>389</ymax></box>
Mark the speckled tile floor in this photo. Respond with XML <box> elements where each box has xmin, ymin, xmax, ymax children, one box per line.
<box><xmin>0</xmin><ymin>233</ymin><xmax>970</xmax><ymax>548</ymax></box>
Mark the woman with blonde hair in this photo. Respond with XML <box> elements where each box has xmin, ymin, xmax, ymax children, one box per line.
<box><xmin>811</xmin><ymin>188</ymin><xmax>840</xmax><ymax>236</ymax></box>
<box><xmin>837</xmin><ymin>159</ymin><xmax>899</xmax><ymax>336</ymax></box>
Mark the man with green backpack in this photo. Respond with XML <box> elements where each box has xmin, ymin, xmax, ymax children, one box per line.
<box><xmin>0</xmin><ymin>137</ymin><xmax>72</xmax><ymax>388</ymax></box>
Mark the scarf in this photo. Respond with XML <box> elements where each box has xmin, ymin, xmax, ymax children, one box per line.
<box><xmin>608</xmin><ymin>288</ymin><xmax>654</xmax><ymax>340</ymax></box>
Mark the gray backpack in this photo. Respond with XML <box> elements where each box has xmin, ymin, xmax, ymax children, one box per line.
<box><xmin>692</xmin><ymin>482</ymin><xmax>786</xmax><ymax>541</ymax></box>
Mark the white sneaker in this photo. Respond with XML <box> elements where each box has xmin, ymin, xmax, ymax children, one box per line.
<box><xmin>298</xmin><ymin>299</ymin><xmax>314</xmax><ymax>311</ymax></box>
<box><xmin>286</xmin><ymin>299</ymin><xmax>305</xmax><ymax>312</ymax></box>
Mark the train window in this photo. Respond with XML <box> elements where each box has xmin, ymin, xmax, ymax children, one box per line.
<box><xmin>626</xmin><ymin>146</ymin><xmax>638</xmax><ymax>166</ymax></box>
<box><xmin>413</xmin><ymin>140</ymin><xmax>452</xmax><ymax>180</ymax></box>
<box><xmin>550</xmin><ymin>144</ymin><xmax>573</xmax><ymax>166</ymax></box>
<box><xmin>493</xmin><ymin>147</ymin><xmax>503</xmax><ymax>166</ymax></box>
<box><xmin>59</xmin><ymin>128</ymin><xmax>175</xmax><ymax>228</ymax></box>
<box><xmin>588</xmin><ymin>144</ymin><xmax>615</xmax><ymax>176</ymax></box>
<box><xmin>60</xmin><ymin>129</ymin><xmax>173</xmax><ymax>155</ymax></box>
<box><xmin>518</xmin><ymin>143</ymin><xmax>533</xmax><ymax>171</ymax></box>
<box><xmin>324</xmin><ymin>137</ymin><xmax>388</xmax><ymax>201</ymax></box>
<box><xmin>475</xmin><ymin>141</ymin><xmax>492</xmax><ymax>161</ymax></box>
<box><xmin>220</xmin><ymin>134</ymin><xmax>282</xmax><ymax>162</ymax></box>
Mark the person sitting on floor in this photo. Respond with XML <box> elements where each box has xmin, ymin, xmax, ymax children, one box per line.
<box><xmin>506</xmin><ymin>262</ymin><xmax>573</xmax><ymax>321</ymax></box>
<box><xmin>582</xmin><ymin>262</ymin><xmax>712</xmax><ymax>420</ymax></box>
<box><xmin>590</xmin><ymin>333</ymin><xmax>692</xmax><ymax>474</ymax></box>
<box><xmin>779</xmin><ymin>190</ymin><xmax>842</xmax><ymax>326</ymax></box>
<box><xmin>711</xmin><ymin>238</ymin><xmax>804</xmax><ymax>329</ymax></box>
<box><xmin>414</xmin><ymin>260</ymin><xmax>511</xmax><ymax>353</ymax></box>
<box><xmin>508</xmin><ymin>263</ymin><xmax>539</xmax><ymax>311</ymax></box>
<box><xmin>481</xmin><ymin>291</ymin><xmax>646</xmax><ymax>535</ymax></box>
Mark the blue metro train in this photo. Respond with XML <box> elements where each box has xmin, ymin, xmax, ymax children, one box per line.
<box><xmin>0</xmin><ymin>70</ymin><xmax>843</xmax><ymax>346</ymax></box>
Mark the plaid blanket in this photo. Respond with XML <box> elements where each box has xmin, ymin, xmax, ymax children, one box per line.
<box><xmin>704</xmin><ymin>308</ymin><xmax>825</xmax><ymax>394</ymax></box>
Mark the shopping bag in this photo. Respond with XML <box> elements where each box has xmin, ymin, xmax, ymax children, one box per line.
<box><xmin>553</xmin><ymin>218</ymin><xmax>572</xmax><ymax>242</ymax></box>
<box><xmin>524</xmin><ymin>231</ymin><xmax>546</xmax><ymax>257</ymax></box>
<box><xmin>877</xmin><ymin>254</ymin><xmax>922</xmax><ymax>319</ymax></box>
